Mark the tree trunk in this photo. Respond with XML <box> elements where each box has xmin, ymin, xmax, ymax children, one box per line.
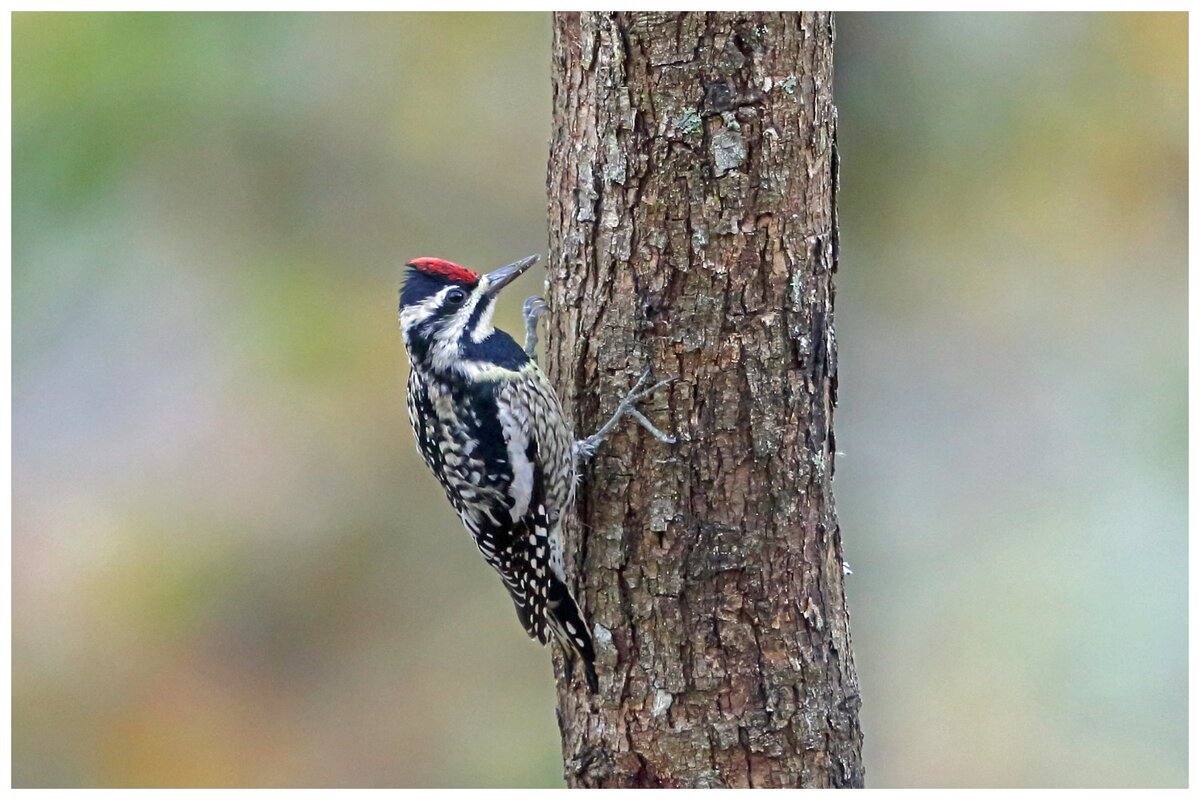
<box><xmin>544</xmin><ymin>11</ymin><xmax>862</xmax><ymax>788</ymax></box>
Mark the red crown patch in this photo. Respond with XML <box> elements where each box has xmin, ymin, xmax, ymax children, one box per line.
<box><xmin>407</xmin><ymin>257</ymin><xmax>480</xmax><ymax>285</ymax></box>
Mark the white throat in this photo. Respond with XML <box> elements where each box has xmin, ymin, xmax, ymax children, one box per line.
<box><xmin>470</xmin><ymin>297</ymin><xmax>498</xmax><ymax>343</ymax></box>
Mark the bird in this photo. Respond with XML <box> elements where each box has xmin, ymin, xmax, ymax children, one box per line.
<box><xmin>397</xmin><ymin>253</ymin><xmax>674</xmax><ymax>693</ymax></box>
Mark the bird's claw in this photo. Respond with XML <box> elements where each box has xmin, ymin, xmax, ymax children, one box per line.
<box><xmin>523</xmin><ymin>296</ymin><xmax>549</xmax><ymax>360</ymax></box>
<box><xmin>523</xmin><ymin>295</ymin><xmax>548</xmax><ymax>319</ymax></box>
<box><xmin>574</xmin><ymin>365</ymin><xmax>677</xmax><ymax>460</ymax></box>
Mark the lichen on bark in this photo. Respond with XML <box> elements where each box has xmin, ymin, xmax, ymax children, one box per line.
<box><xmin>545</xmin><ymin>11</ymin><xmax>863</xmax><ymax>788</ymax></box>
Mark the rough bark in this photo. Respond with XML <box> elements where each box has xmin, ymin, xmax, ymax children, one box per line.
<box><xmin>544</xmin><ymin>12</ymin><xmax>862</xmax><ymax>788</ymax></box>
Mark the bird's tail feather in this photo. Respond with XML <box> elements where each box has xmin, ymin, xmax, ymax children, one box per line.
<box><xmin>547</xmin><ymin>577</ymin><xmax>598</xmax><ymax>694</ymax></box>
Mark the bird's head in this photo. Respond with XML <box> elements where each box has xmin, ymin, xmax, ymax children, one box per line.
<box><xmin>399</xmin><ymin>254</ymin><xmax>539</xmax><ymax>372</ymax></box>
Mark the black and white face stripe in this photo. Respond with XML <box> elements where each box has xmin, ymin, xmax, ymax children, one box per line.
<box><xmin>466</xmin><ymin>291</ymin><xmax>499</xmax><ymax>343</ymax></box>
<box><xmin>399</xmin><ymin>275</ymin><xmax>513</xmax><ymax>378</ymax></box>
<box><xmin>399</xmin><ymin>283</ymin><xmax>476</xmax><ymax>333</ymax></box>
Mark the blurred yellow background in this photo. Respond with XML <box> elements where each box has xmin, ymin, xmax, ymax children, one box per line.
<box><xmin>12</xmin><ymin>12</ymin><xmax>1186</xmax><ymax>788</ymax></box>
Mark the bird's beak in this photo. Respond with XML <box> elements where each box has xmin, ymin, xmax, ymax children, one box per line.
<box><xmin>483</xmin><ymin>254</ymin><xmax>539</xmax><ymax>296</ymax></box>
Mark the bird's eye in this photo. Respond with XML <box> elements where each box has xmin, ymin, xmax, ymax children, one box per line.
<box><xmin>446</xmin><ymin>289</ymin><xmax>466</xmax><ymax>306</ymax></box>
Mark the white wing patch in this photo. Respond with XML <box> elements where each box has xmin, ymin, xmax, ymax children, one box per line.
<box><xmin>498</xmin><ymin>391</ymin><xmax>534</xmax><ymax>520</ymax></box>
<box><xmin>493</xmin><ymin>366</ymin><xmax>577</xmax><ymax>583</ymax></box>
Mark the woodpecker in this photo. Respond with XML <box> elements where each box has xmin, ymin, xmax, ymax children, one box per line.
<box><xmin>398</xmin><ymin>254</ymin><xmax>673</xmax><ymax>694</ymax></box>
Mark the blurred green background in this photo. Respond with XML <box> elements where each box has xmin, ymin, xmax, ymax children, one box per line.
<box><xmin>12</xmin><ymin>12</ymin><xmax>1186</xmax><ymax>788</ymax></box>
